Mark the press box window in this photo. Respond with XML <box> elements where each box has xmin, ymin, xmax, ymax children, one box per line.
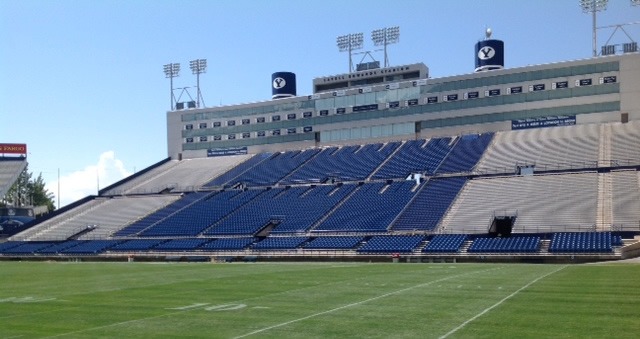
<box><xmin>257</xmin><ymin>131</ymin><xmax>266</xmax><ymax>137</ymax></box>
<box><xmin>199</xmin><ymin>123</ymin><xmax>207</xmax><ymax>129</ymax></box>
<box><xmin>287</xmin><ymin>113</ymin><xmax>296</xmax><ymax>120</ymax></box>
<box><xmin>257</xmin><ymin>117</ymin><xmax>266</xmax><ymax>123</ymax></box>
<box><xmin>185</xmin><ymin>137</ymin><xmax>194</xmax><ymax>143</ymax></box>
<box><xmin>213</xmin><ymin>135</ymin><xmax>222</xmax><ymax>141</ymax></box>
<box><xmin>227</xmin><ymin>120</ymin><xmax>236</xmax><ymax>126</ymax></box>
<box><xmin>242</xmin><ymin>132</ymin><xmax>250</xmax><ymax>139</ymax></box>
<box><xmin>272</xmin><ymin>129</ymin><xmax>281</xmax><ymax>136</ymax></box>
<box><xmin>199</xmin><ymin>136</ymin><xmax>208</xmax><ymax>142</ymax></box>
<box><xmin>228</xmin><ymin>134</ymin><xmax>236</xmax><ymax>140</ymax></box>
<box><xmin>185</xmin><ymin>124</ymin><xmax>193</xmax><ymax>130</ymax></box>
<box><xmin>242</xmin><ymin>119</ymin><xmax>250</xmax><ymax>125</ymax></box>
<box><xmin>272</xmin><ymin>115</ymin><xmax>281</xmax><ymax>122</ymax></box>
<box><xmin>213</xmin><ymin>122</ymin><xmax>221</xmax><ymax>127</ymax></box>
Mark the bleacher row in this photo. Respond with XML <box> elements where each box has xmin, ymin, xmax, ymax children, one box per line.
<box><xmin>0</xmin><ymin>232</ymin><xmax>622</xmax><ymax>255</ymax></box>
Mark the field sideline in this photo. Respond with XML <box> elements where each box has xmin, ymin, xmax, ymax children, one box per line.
<box><xmin>1</xmin><ymin>262</ymin><xmax>639</xmax><ymax>338</ymax></box>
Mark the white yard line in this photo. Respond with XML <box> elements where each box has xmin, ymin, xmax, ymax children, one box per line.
<box><xmin>233</xmin><ymin>266</ymin><xmax>503</xmax><ymax>339</ymax></box>
<box><xmin>439</xmin><ymin>265</ymin><xmax>567</xmax><ymax>339</ymax></box>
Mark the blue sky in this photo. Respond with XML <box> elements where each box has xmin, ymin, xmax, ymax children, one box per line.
<box><xmin>1</xmin><ymin>0</ymin><xmax>639</xmax><ymax>207</ymax></box>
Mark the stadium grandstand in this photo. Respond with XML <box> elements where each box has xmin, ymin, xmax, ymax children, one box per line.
<box><xmin>0</xmin><ymin>143</ymin><xmax>35</xmax><ymax>238</ymax></box>
<box><xmin>2</xmin><ymin>32</ymin><xmax>640</xmax><ymax>263</ymax></box>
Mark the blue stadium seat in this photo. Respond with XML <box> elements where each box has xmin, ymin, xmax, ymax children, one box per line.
<box><xmin>372</xmin><ymin>138</ymin><xmax>452</xmax><ymax>179</ymax></box>
<box><xmin>152</xmin><ymin>238</ymin><xmax>211</xmax><ymax>251</ymax></box>
<box><xmin>252</xmin><ymin>236</ymin><xmax>309</xmax><ymax>250</ymax></box>
<box><xmin>206</xmin><ymin>184</ymin><xmax>356</xmax><ymax>235</ymax></box>
<box><xmin>392</xmin><ymin>177</ymin><xmax>467</xmax><ymax>231</ymax></box>
<box><xmin>139</xmin><ymin>189</ymin><xmax>263</xmax><ymax>237</ymax></box>
<box><xmin>357</xmin><ymin>235</ymin><xmax>425</xmax><ymax>253</ymax></box>
<box><xmin>109</xmin><ymin>239</ymin><xmax>167</xmax><ymax>252</ymax></box>
<box><xmin>548</xmin><ymin>232</ymin><xmax>612</xmax><ymax>253</ymax></box>
<box><xmin>205</xmin><ymin>153</ymin><xmax>272</xmax><ymax>187</ymax></box>
<box><xmin>60</xmin><ymin>240</ymin><xmax>121</xmax><ymax>254</ymax></box>
<box><xmin>281</xmin><ymin>142</ymin><xmax>400</xmax><ymax>184</ymax></box>
<box><xmin>423</xmin><ymin>234</ymin><xmax>467</xmax><ymax>253</ymax></box>
<box><xmin>200</xmin><ymin>237</ymin><xmax>256</xmax><ymax>251</ymax></box>
<box><xmin>468</xmin><ymin>236</ymin><xmax>540</xmax><ymax>253</ymax></box>
<box><xmin>436</xmin><ymin>133</ymin><xmax>494</xmax><ymax>174</ymax></box>
<box><xmin>304</xmin><ymin>236</ymin><xmax>365</xmax><ymax>250</ymax></box>
<box><xmin>314</xmin><ymin>181</ymin><xmax>416</xmax><ymax>233</ymax></box>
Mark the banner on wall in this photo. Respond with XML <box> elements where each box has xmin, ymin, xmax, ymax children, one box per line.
<box><xmin>511</xmin><ymin>116</ymin><xmax>576</xmax><ymax>130</ymax></box>
<box><xmin>207</xmin><ymin>147</ymin><xmax>248</xmax><ymax>157</ymax></box>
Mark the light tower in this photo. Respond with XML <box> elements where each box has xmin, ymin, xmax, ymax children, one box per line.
<box><xmin>189</xmin><ymin>59</ymin><xmax>207</xmax><ymax>108</ymax></box>
<box><xmin>580</xmin><ymin>0</ymin><xmax>609</xmax><ymax>57</ymax></box>
<box><xmin>163</xmin><ymin>63</ymin><xmax>180</xmax><ymax>110</ymax></box>
<box><xmin>337</xmin><ymin>32</ymin><xmax>364</xmax><ymax>73</ymax></box>
<box><xmin>371</xmin><ymin>26</ymin><xmax>400</xmax><ymax>68</ymax></box>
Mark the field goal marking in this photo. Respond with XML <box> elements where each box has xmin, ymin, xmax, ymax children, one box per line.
<box><xmin>439</xmin><ymin>265</ymin><xmax>567</xmax><ymax>339</ymax></box>
<box><xmin>232</xmin><ymin>266</ymin><xmax>503</xmax><ymax>339</ymax></box>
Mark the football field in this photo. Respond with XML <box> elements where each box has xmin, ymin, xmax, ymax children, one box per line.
<box><xmin>1</xmin><ymin>261</ymin><xmax>639</xmax><ymax>338</ymax></box>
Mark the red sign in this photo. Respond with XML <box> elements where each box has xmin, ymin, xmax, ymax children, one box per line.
<box><xmin>0</xmin><ymin>143</ymin><xmax>27</xmax><ymax>154</ymax></box>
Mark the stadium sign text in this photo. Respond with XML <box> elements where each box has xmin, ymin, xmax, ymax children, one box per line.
<box><xmin>0</xmin><ymin>143</ymin><xmax>27</xmax><ymax>154</ymax></box>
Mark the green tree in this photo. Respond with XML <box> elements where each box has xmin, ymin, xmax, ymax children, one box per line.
<box><xmin>1</xmin><ymin>164</ymin><xmax>56</xmax><ymax>212</ymax></box>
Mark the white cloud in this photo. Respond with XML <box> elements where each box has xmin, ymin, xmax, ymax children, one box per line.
<box><xmin>47</xmin><ymin>151</ymin><xmax>132</xmax><ymax>208</ymax></box>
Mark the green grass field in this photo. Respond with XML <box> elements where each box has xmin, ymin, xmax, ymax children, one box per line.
<box><xmin>1</xmin><ymin>261</ymin><xmax>639</xmax><ymax>338</ymax></box>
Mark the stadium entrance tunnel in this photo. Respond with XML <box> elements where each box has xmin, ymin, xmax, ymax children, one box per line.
<box><xmin>255</xmin><ymin>218</ymin><xmax>282</xmax><ymax>237</ymax></box>
<box><xmin>488</xmin><ymin>215</ymin><xmax>517</xmax><ymax>237</ymax></box>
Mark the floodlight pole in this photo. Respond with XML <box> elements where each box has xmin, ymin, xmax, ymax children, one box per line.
<box><xmin>163</xmin><ymin>63</ymin><xmax>180</xmax><ymax>110</ymax></box>
<box><xmin>337</xmin><ymin>32</ymin><xmax>364</xmax><ymax>73</ymax></box>
<box><xmin>592</xmin><ymin>3</ymin><xmax>598</xmax><ymax>57</ymax></box>
<box><xmin>190</xmin><ymin>59</ymin><xmax>207</xmax><ymax>108</ymax></box>
<box><xmin>383</xmin><ymin>33</ymin><xmax>389</xmax><ymax>68</ymax></box>
<box><xmin>371</xmin><ymin>27</ymin><xmax>400</xmax><ymax>68</ymax></box>
<box><xmin>580</xmin><ymin>0</ymin><xmax>608</xmax><ymax>57</ymax></box>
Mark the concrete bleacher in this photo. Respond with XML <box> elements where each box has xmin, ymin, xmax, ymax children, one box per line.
<box><xmin>14</xmin><ymin>195</ymin><xmax>180</xmax><ymax>241</ymax></box>
<box><xmin>610</xmin><ymin>170</ymin><xmax>640</xmax><ymax>229</ymax></box>
<box><xmin>609</xmin><ymin>120</ymin><xmax>640</xmax><ymax>166</ymax></box>
<box><xmin>440</xmin><ymin>172</ymin><xmax>599</xmax><ymax>234</ymax></box>
<box><xmin>101</xmin><ymin>156</ymin><xmax>252</xmax><ymax>195</ymax></box>
<box><xmin>0</xmin><ymin>157</ymin><xmax>27</xmax><ymax>198</ymax></box>
<box><xmin>475</xmin><ymin>123</ymin><xmax>601</xmax><ymax>173</ymax></box>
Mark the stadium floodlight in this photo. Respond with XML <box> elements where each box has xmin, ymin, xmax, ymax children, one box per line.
<box><xmin>189</xmin><ymin>59</ymin><xmax>207</xmax><ymax>108</ymax></box>
<box><xmin>580</xmin><ymin>0</ymin><xmax>609</xmax><ymax>57</ymax></box>
<box><xmin>163</xmin><ymin>63</ymin><xmax>180</xmax><ymax>110</ymax></box>
<box><xmin>371</xmin><ymin>26</ymin><xmax>400</xmax><ymax>67</ymax></box>
<box><xmin>337</xmin><ymin>32</ymin><xmax>364</xmax><ymax>72</ymax></box>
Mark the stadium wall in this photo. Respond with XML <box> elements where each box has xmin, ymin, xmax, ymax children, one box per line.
<box><xmin>167</xmin><ymin>53</ymin><xmax>639</xmax><ymax>160</ymax></box>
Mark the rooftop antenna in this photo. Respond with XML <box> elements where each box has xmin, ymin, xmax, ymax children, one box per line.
<box><xmin>189</xmin><ymin>59</ymin><xmax>207</xmax><ymax>108</ymax></box>
<box><xmin>337</xmin><ymin>32</ymin><xmax>364</xmax><ymax>73</ymax></box>
<box><xmin>163</xmin><ymin>63</ymin><xmax>180</xmax><ymax>110</ymax></box>
<box><xmin>580</xmin><ymin>0</ymin><xmax>609</xmax><ymax>57</ymax></box>
<box><xmin>371</xmin><ymin>26</ymin><xmax>400</xmax><ymax>67</ymax></box>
